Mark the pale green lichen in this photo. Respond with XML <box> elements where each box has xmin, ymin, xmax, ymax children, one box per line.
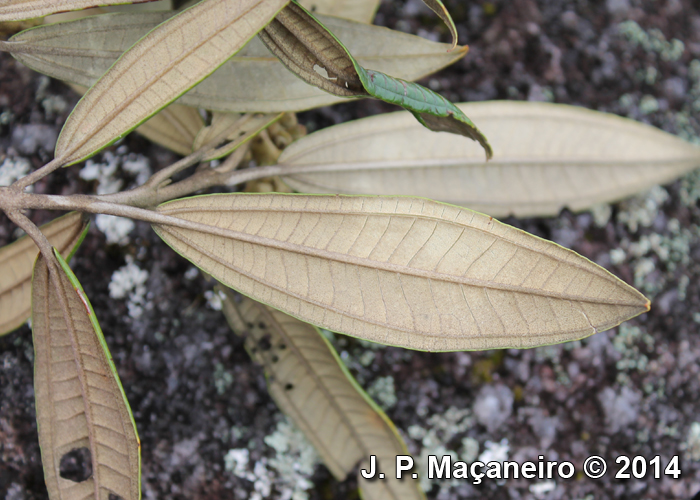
<box><xmin>366</xmin><ymin>375</ymin><xmax>397</xmax><ymax>409</ymax></box>
<box><xmin>408</xmin><ymin>407</ymin><xmax>474</xmax><ymax>493</ymax></box>
<box><xmin>682</xmin><ymin>422</ymin><xmax>700</xmax><ymax>461</ymax></box>
<box><xmin>617</xmin><ymin>185</ymin><xmax>668</xmax><ymax>232</ymax></box>
<box><xmin>213</xmin><ymin>362</ymin><xmax>233</xmax><ymax>395</ymax></box>
<box><xmin>639</xmin><ymin>95</ymin><xmax>659</xmax><ymax>115</ymax></box>
<box><xmin>618</xmin><ymin>20</ymin><xmax>685</xmax><ymax>61</ymax></box>
<box><xmin>613</xmin><ymin>324</ymin><xmax>654</xmax><ymax>384</ymax></box>
<box><xmin>590</xmin><ymin>203</ymin><xmax>612</xmax><ymax>228</ymax></box>
<box><xmin>225</xmin><ymin>418</ymin><xmax>320</xmax><ymax>500</ymax></box>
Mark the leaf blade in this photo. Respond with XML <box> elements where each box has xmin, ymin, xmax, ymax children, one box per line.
<box><xmin>0</xmin><ymin>0</ymin><xmax>154</xmax><ymax>22</ymax></box>
<box><xmin>297</xmin><ymin>0</ymin><xmax>381</xmax><ymax>23</ymax></box>
<box><xmin>278</xmin><ymin>101</ymin><xmax>700</xmax><ymax>217</ymax></box>
<box><xmin>153</xmin><ymin>193</ymin><xmax>649</xmax><ymax>352</ymax></box>
<box><xmin>53</xmin><ymin>0</ymin><xmax>290</xmax><ymax>165</ymax></box>
<box><xmin>260</xmin><ymin>2</ymin><xmax>490</xmax><ymax>154</ymax></box>
<box><xmin>9</xmin><ymin>11</ymin><xmax>463</xmax><ymax>112</ymax></box>
<box><xmin>0</xmin><ymin>212</ymin><xmax>88</xmax><ymax>336</ymax></box>
<box><xmin>32</xmin><ymin>250</ymin><xmax>140</xmax><ymax>500</ymax></box>
<box><xmin>219</xmin><ymin>291</ymin><xmax>425</xmax><ymax>499</ymax></box>
<box><xmin>192</xmin><ymin>112</ymin><xmax>282</xmax><ymax>161</ymax></box>
<box><xmin>420</xmin><ymin>0</ymin><xmax>457</xmax><ymax>50</ymax></box>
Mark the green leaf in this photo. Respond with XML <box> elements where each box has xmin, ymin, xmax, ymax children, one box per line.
<box><xmin>32</xmin><ymin>249</ymin><xmax>140</xmax><ymax>500</ymax></box>
<box><xmin>0</xmin><ymin>212</ymin><xmax>88</xmax><ymax>337</ymax></box>
<box><xmin>355</xmin><ymin>66</ymin><xmax>492</xmax><ymax>158</ymax></box>
<box><xmin>261</xmin><ymin>2</ymin><xmax>491</xmax><ymax>156</ymax></box>
<box><xmin>219</xmin><ymin>290</ymin><xmax>425</xmax><ymax>500</ymax></box>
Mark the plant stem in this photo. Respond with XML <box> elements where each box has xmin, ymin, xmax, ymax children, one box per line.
<box><xmin>11</xmin><ymin>157</ymin><xmax>64</xmax><ymax>191</ymax></box>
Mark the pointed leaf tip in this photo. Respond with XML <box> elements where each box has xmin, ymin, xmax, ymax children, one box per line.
<box><xmin>153</xmin><ymin>193</ymin><xmax>648</xmax><ymax>352</ymax></box>
<box><xmin>420</xmin><ymin>0</ymin><xmax>458</xmax><ymax>50</ymax></box>
<box><xmin>32</xmin><ymin>250</ymin><xmax>140</xmax><ymax>500</ymax></box>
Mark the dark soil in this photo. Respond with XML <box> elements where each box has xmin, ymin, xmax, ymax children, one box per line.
<box><xmin>1</xmin><ymin>1</ymin><xmax>700</xmax><ymax>499</ymax></box>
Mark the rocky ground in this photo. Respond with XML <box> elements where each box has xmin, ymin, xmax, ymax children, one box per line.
<box><xmin>1</xmin><ymin>0</ymin><xmax>700</xmax><ymax>499</ymax></box>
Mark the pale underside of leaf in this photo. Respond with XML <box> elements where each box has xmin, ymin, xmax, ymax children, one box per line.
<box><xmin>297</xmin><ymin>0</ymin><xmax>381</xmax><ymax>23</ymax></box>
<box><xmin>9</xmin><ymin>12</ymin><xmax>463</xmax><ymax>112</ymax></box>
<box><xmin>68</xmin><ymin>83</ymin><xmax>204</xmax><ymax>156</ymax></box>
<box><xmin>0</xmin><ymin>0</ymin><xmax>155</xmax><ymax>22</ymax></box>
<box><xmin>153</xmin><ymin>193</ymin><xmax>649</xmax><ymax>352</ymax></box>
<box><xmin>0</xmin><ymin>212</ymin><xmax>88</xmax><ymax>337</ymax></box>
<box><xmin>53</xmin><ymin>0</ymin><xmax>290</xmax><ymax>165</ymax></box>
<box><xmin>278</xmin><ymin>101</ymin><xmax>700</xmax><ymax>217</ymax></box>
<box><xmin>192</xmin><ymin>112</ymin><xmax>282</xmax><ymax>161</ymax></box>
<box><xmin>135</xmin><ymin>103</ymin><xmax>204</xmax><ymax>156</ymax></box>
<box><xmin>219</xmin><ymin>292</ymin><xmax>424</xmax><ymax>500</ymax></box>
<box><xmin>32</xmin><ymin>251</ymin><xmax>140</xmax><ymax>500</ymax></box>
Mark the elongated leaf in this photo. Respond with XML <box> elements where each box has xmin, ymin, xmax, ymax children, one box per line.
<box><xmin>297</xmin><ymin>0</ymin><xmax>380</xmax><ymax>23</ymax></box>
<box><xmin>220</xmin><ymin>291</ymin><xmax>424</xmax><ymax>500</ymax></box>
<box><xmin>192</xmin><ymin>112</ymin><xmax>282</xmax><ymax>161</ymax></box>
<box><xmin>53</xmin><ymin>0</ymin><xmax>290</xmax><ymax>166</ymax></box>
<box><xmin>259</xmin><ymin>4</ymin><xmax>365</xmax><ymax>97</ymax></box>
<box><xmin>260</xmin><ymin>3</ymin><xmax>490</xmax><ymax>155</ymax></box>
<box><xmin>9</xmin><ymin>11</ymin><xmax>464</xmax><ymax>112</ymax></box>
<box><xmin>356</xmin><ymin>67</ymin><xmax>492</xmax><ymax>157</ymax></box>
<box><xmin>32</xmin><ymin>250</ymin><xmax>140</xmax><ymax>500</ymax></box>
<box><xmin>278</xmin><ymin>101</ymin><xmax>700</xmax><ymax>217</ymax></box>
<box><xmin>0</xmin><ymin>212</ymin><xmax>88</xmax><ymax>337</ymax></box>
<box><xmin>153</xmin><ymin>193</ymin><xmax>649</xmax><ymax>352</ymax></box>
<box><xmin>0</xmin><ymin>0</ymin><xmax>154</xmax><ymax>22</ymax></box>
<box><xmin>420</xmin><ymin>0</ymin><xmax>457</xmax><ymax>50</ymax></box>
<box><xmin>137</xmin><ymin>104</ymin><xmax>204</xmax><ymax>156</ymax></box>
<box><xmin>69</xmin><ymin>83</ymin><xmax>205</xmax><ymax>157</ymax></box>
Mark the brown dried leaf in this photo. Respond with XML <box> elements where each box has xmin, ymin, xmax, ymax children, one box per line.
<box><xmin>259</xmin><ymin>2</ymin><xmax>365</xmax><ymax>97</ymax></box>
<box><xmin>219</xmin><ymin>291</ymin><xmax>424</xmax><ymax>499</ymax></box>
<box><xmin>153</xmin><ymin>193</ymin><xmax>649</xmax><ymax>352</ymax></box>
<box><xmin>0</xmin><ymin>212</ymin><xmax>87</xmax><ymax>336</ymax></box>
<box><xmin>32</xmin><ymin>250</ymin><xmax>140</xmax><ymax>500</ymax></box>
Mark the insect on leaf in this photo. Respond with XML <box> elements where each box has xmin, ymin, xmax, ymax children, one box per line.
<box><xmin>32</xmin><ymin>250</ymin><xmax>140</xmax><ymax>500</ymax></box>
<box><xmin>8</xmin><ymin>11</ymin><xmax>463</xmax><ymax>112</ymax></box>
<box><xmin>261</xmin><ymin>2</ymin><xmax>491</xmax><ymax>156</ymax></box>
<box><xmin>153</xmin><ymin>193</ymin><xmax>649</xmax><ymax>352</ymax></box>
<box><xmin>53</xmin><ymin>0</ymin><xmax>290</xmax><ymax>166</ymax></box>
<box><xmin>219</xmin><ymin>290</ymin><xmax>425</xmax><ymax>500</ymax></box>
<box><xmin>0</xmin><ymin>212</ymin><xmax>88</xmax><ymax>337</ymax></box>
<box><xmin>278</xmin><ymin>101</ymin><xmax>700</xmax><ymax>217</ymax></box>
<box><xmin>297</xmin><ymin>0</ymin><xmax>381</xmax><ymax>23</ymax></box>
<box><xmin>0</xmin><ymin>0</ymin><xmax>154</xmax><ymax>22</ymax></box>
<box><xmin>192</xmin><ymin>112</ymin><xmax>282</xmax><ymax>161</ymax></box>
